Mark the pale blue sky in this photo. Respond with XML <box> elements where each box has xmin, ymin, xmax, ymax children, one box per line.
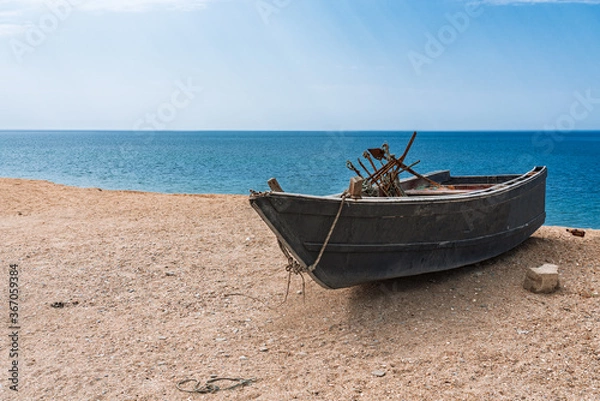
<box><xmin>1</xmin><ymin>0</ymin><xmax>599</xmax><ymax>130</ymax></box>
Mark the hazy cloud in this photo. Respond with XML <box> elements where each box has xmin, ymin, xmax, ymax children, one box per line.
<box><xmin>0</xmin><ymin>22</ymin><xmax>25</xmax><ymax>36</ymax></box>
<box><xmin>470</xmin><ymin>0</ymin><xmax>600</xmax><ymax>4</ymax></box>
<box><xmin>0</xmin><ymin>0</ymin><xmax>213</xmax><ymax>37</ymax></box>
<box><xmin>0</xmin><ymin>0</ymin><xmax>213</xmax><ymax>15</ymax></box>
<box><xmin>79</xmin><ymin>0</ymin><xmax>214</xmax><ymax>13</ymax></box>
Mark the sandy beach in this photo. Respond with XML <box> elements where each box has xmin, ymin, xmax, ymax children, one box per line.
<box><xmin>1</xmin><ymin>177</ymin><xmax>599</xmax><ymax>400</ymax></box>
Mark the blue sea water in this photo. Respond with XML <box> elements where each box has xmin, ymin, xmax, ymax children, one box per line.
<box><xmin>0</xmin><ymin>130</ymin><xmax>598</xmax><ymax>228</ymax></box>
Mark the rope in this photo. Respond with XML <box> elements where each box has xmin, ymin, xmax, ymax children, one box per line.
<box><xmin>277</xmin><ymin>239</ymin><xmax>306</xmax><ymax>303</ymax></box>
<box><xmin>275</xmin><ymin>192</ymin><xmax>348</xmax><ymax>303</ymax></box>
<box><xmin>308</xmin><ymin>192</ymin><xmax>348</xmax><ymax>272</ymax></box>
<box><xmin>177</xmin><ymin>377</ymin><xmax>256</xmax><ymax>394</ymax></box>
<box><xmin>278</xmin><ymin>239</ymin><xmax>304</xmax><ymax>275</ymax></box>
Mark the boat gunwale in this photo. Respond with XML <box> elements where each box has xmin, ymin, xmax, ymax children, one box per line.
<box><xmin>250</xmin><ymin>166</ymin><xmax>546</xmax><ymax>205</ymax></box>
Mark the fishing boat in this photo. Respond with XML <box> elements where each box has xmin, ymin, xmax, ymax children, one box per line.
<box><xmin>249</xmin><ymin>134</ymin><xmax>547</xmax><ymax>289</ymax></box>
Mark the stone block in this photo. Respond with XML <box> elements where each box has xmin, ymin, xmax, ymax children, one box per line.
<box><xmin>523</xmin><ymin>263</ymin><xmax>559</xmax><ymax>294</ymax></box>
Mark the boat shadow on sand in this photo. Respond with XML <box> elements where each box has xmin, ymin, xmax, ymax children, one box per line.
<box><xmin>344</xmin><ymin>233</ymin><xmax>563</xmax><ymax>330</ymax></box>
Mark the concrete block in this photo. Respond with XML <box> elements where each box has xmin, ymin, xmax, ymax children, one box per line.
<box><xmin>523</xmin><ymin>263</ymin><xmax>559</xmax><ymax>294</ymax></box>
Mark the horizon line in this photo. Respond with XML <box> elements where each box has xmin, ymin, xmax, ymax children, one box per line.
<box><xmin>1</xmin><ymin>128</ymin><xmax>600</xmax><ymax>133</ymax></box>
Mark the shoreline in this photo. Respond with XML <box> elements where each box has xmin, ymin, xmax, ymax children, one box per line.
<box><xmin>1</xmin><ymin>177</ymin><xmax>598</xmax><ymax>400</ymax></box>
<box><xmin>2</xmin><ymin>176</ymin><xmax>598</xmax><ymax>230</ymax></box>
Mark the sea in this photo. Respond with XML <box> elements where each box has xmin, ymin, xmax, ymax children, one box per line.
<box><xmin>0</xmin><ymin>130</ymin><xmax>598</xmax><ymax>228</ymax></box>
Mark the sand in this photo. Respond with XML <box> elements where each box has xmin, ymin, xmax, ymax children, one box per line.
<box><xmin>1</xmin><ymin>177</ymin><xmax>599</xmax><ymax>400</ymax></box>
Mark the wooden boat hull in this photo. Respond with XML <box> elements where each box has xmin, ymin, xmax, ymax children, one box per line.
<box><xmin>249</xmin><ymin>167</ymin><xmax>547</xmax><ymax>289</ymax></box>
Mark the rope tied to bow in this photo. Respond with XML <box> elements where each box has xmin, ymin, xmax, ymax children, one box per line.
<box><xmin>277</xmin><ymin>192</ymin><xmax>348</xmax><ymax>302</ymax></box>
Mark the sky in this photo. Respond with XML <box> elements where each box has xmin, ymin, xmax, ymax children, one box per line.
<box><xmin>0</xmin><ymin>0</ymin><xmax>599</xmax><ymax>131</ymax></box>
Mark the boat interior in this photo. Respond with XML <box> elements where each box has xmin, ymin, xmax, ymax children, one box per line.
<box><xmin>397</xmin><ymin>172</ymin><xmax>519</xmax><ymax>196</ymax></box>
<box><xmin>342</xmin><ymin>133</ymin><xmax>539</xmax><ymax>198</ymax></box>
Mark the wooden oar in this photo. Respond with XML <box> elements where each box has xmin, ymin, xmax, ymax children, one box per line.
<box><xmin>398</xmin><ymin>131</ymin><xmax>417</xmax><ymax>163</ymax></box>
<box><xmin>395</xmin><ymin>160</ymin><xmax>442</xmax><ymax>188</ymax></box>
